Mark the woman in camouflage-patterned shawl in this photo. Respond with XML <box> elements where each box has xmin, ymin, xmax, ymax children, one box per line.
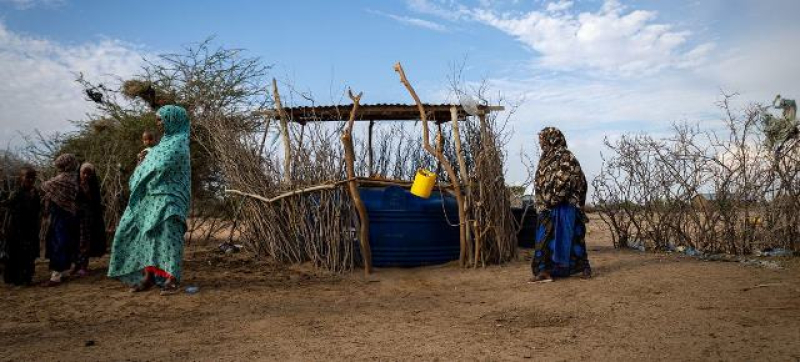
<box><xmin>530</xmin><ymin>127</ymin><xmax>591</xmax><ymax>283</ymax></box>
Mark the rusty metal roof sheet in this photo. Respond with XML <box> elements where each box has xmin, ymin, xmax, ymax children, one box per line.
<box><xmin>265</xmin><ymin>104</ymin><xmax>503</xmax><ymax>123</ymax></box>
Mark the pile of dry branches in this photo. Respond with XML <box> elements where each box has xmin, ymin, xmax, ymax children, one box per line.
<box><xmin>593</xmin><ymin>94</ymin><xmax>800</xmax><ymax>255</ymax></box>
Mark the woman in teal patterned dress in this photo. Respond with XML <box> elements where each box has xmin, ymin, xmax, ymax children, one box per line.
<box><xmin>108</xmin><ymin>105</ymin><xmax>191</xmax><ymax>295</ymax></box>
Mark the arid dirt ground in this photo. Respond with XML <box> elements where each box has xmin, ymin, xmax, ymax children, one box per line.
<box><xmin>2</xmin><ymin>216</ymin><xmax>799</xmax><ymax>362</ymax></box>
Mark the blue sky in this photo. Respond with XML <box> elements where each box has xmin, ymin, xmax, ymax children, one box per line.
<box><xmin>1</xmin><ymin>0</ymin><xmax>798</xmax><ymax>186</ymax></box>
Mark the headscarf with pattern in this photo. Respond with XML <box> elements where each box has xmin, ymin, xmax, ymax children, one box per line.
<box><xmin>41</xmin><ymin>153</ymin><xmax>79</xmax><ymax>215</ymax></box>
<box><xmin>79</xmin><ymin>162</ymin><xmax>101</xmax><ymax>203</ymax></box>
<box><xmin>108</xmin><ymin>105</ymin><xmax>191</xmax><ymax>283</ymax></box>
<box><xmin>534</xmin><ymin>127</ymin><xmax>587</xmax><ymax>212</ymax></box>
<box><xmin>128</xmin><ymin>105</ymin><xmax>191</xmax><ymax>228</ymax></box>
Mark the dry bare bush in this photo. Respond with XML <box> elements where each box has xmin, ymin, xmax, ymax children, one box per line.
<box><xmin>593</xmin><ymin>94</ymin><xmax>799</xmax><ymax>255</ymax></box>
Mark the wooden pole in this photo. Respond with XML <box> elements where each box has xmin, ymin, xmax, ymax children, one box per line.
<box><xmin>225</xmin><ymin>180</ymin><xmax>352</xmax><ymax>204</ymax></box>
<box><xmin>257</xmin><ymin>116</ymin><xmax>273</xmax><ymax>159</ymax></box>
<box><xmin>450</xmin><ymin>106</ymin><xmax>474</xmax><ymax>265</ymax></box>
<box><xmin>342</xmin><ymin>89</ymin><xmax>372</xmax><ymax>275</ymax></box>
<box><xmin>368</xmin><ymin>120</ymin><xmax>375</xmax><ymax>177</ymax></box>
<box><xmin>435</xmin><ymin>124</ymin><xmax>444</xmax><ymax>176</ymax></box>
<box><xmin>476</xmin><ymin>112</ymin><xmax>488</xmax><ymax>266</ymax></box>
<box><xmin>299</xmin><ymin>123</ymin><xmax>306</xmax><ymax>146</ymax></box>
<box><xmin>272</xmin><ymin>78</ymin><xmax>292</xmax><ymax>183</ymax></box>
<box><xmin>225</xmin><ymin>177</ymin><xmax>457</xmax><ymax>204</ymax></box>
<box><xmin>394</xmin><ymin>62</ymin><xmax>468</xmax><ymax>267</ymax></box>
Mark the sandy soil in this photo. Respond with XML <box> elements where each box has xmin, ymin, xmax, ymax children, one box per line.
<box><xmin>1</xmin><ymin>216</ymin><xmax>799</xmax><ymax>362</ymax></box>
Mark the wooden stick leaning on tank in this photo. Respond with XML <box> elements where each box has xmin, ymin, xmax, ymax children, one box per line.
<box><xmin>341</xmin><ymin>89</ymin><xmax>373</xmax><ymax>275</ymax></box>
<box><xmin>394</xmin><ymin>62</ymin><xmax>469</xmax><ymax>267</ymax></box>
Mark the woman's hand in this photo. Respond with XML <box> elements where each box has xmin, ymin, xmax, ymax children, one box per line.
<box><xmin>137</xmin><ymin>149</ymin><xmax>149</xmax><ymax>163</ymax></box>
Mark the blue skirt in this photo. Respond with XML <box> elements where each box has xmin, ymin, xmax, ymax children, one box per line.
<box><xmin>45</xmin><ymin>205</ymin><xmax>78</xmax><ymax>272</ymax></box>
<box><xmin>531</xmin><ymin>204</ymin><xmax>591</xmax><ymax>278</ymax></box>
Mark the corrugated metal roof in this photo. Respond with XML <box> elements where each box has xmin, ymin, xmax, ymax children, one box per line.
<box><xmin>265</xmin><ymin>103</ymin><xmax>503</xmax><ymax>123</ymax></box>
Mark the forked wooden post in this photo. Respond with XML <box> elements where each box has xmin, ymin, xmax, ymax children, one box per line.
<box><xmin>341</xmin><ymin>89</ymin><xmax>372</xmax><ymax>275</ymax></box>
<box><xmin>476</xmin><ymin>111</ymin><xmax>489</xmax><ymax>266</ymax></box>
<box><xmin>394</xmin><ymin>62</ymin><xmax>469</xmax><ymax>267</ymax></box>
<box><xmin>450</xmin><ymin>106</ymin><xmax>474</xmax><ymax>264</ymax></box>
<box><xmin>272</xmin><ymin>78</ymin><xmax>292</xmax><ymax>183</ymax></box>
<box><xmin>367</xmin><ymin>120</ymin><xmax>375</xmax><ymax>176</ymax></box>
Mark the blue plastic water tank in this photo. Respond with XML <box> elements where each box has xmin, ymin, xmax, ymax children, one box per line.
<box><xmin>512</xmin><ymin>207</ymin><xmax>537</xmax><ymax>248</ymax></box>
<box><xmin>358</xmin><ymin>186</ymin><xmax>460</xmax><ymax>267</ymax></box>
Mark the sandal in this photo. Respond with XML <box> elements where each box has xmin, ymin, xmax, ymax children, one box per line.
<box><xmin>528</xmin><ymin>274</ymin><xmax>553</xmax><ymax>284</ymax></box>
<box><xmin>580</xmin><ymin>269</ymin><xmax>593</xmax><ymax>280</ymax></box>
<box><xmin>160</xmin><ymin>280</ymin><xmax>180</xmax><ymax>296</ymax></box>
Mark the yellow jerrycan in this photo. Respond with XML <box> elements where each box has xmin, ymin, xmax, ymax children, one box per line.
<box><xmin>410</xmin><ymin>169</ymin><xmax>436</xmax><ymax>198</ymax></box>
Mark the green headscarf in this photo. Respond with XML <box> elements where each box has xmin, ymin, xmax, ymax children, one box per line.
<box><xmin>108</xmin><ymin>105</ymin><xmax>191</xmax><ymax>284</ymax></box>
<box><xmin>128</xmin><ymin>105</ymin><xmax>192</xmax><ymax>224</ymax></box>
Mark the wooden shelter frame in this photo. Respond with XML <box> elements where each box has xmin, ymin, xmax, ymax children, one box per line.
<box><xmin>231</xmin><ymin>67</ymin><xmax>504</xmax><ymax>275</ymax></box>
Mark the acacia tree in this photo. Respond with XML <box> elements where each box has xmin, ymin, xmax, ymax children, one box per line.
<box><xmin>31</xmin><ymin>39</ymin><xmax>273</xmax><ymax>242</ymax></box>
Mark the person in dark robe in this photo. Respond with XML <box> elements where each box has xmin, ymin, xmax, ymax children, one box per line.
<box><xmin>72</xmin><ymin>162</ymin><xmax>106</xmax><ymax>276</ymax></box>
<box><xmin>41</xmin><ymin>154</ymin><xmax>80</xmax><ymax>287</ymax></box>
<box><xmin>2</xmin><ymin>167</ymin><xmax>41</xmax><ymax>286</ymax></box>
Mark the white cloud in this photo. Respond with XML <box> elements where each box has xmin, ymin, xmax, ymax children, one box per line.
<box><xmin>487</xmin><ymin>72</ymin><xmax>724</xmax><ymax>184</ymax></box>
<box><xmin>0</xmin><ymin>21</ymin><xmax>146</xmax><ymax>148</ymax></box>
<box><xmin>368</xmin><ymin>9</ymin><xmax>449</xmax><ymax>32</ymax></box>
<box><xmin>406</xmin><ymin>0</ymin><xmax>470</xmax><ymax>22</ymax></box>
<box><xmin>709</xmin><ymin>34</ymin><xmax>800</xmax><ymax>98</ymax></box>
<box><xmin>0</xmin><ymin>0</ymin><xmax>63</xmax><ymax>10</ymax></box>
<box><xmin>493</xmin><ymin>51</ymin><xmax>800</xmax><ymax>184</ymax></box>
<box><xmin>405</xmin><ymin>0</ymin><xmax>800</xmax><ymax>187</ymax></box>
<box><xmin>470</xmin><ymin>0</ymin><xmax>714</xmax><ymax>76</ymax></box>
<box><xmin>390</xmin><ymin>14</ymin><xmax>449</xmax><ymax>32</ymax></box>
<box><xmin>545</xmin><ymin>0</ymin><xmax>573</xmax><ymax>13</ymax></box>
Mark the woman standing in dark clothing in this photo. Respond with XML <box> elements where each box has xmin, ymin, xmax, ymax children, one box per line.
<box><xmin>2</xmin><ymin>167</ymin><xmax>41</xmax><ymax>286</ymax></box>
<box><xmin>41</xmin><ymin>154</ymin><xmax>80</xmax><ymax>286</ymax></box>
<box><xmin>73</xmin><ymin>162</ymin><xmax>106</xmax><ymax>276</ymax></box>
<box><xmin>530</xmin><ymin>127</ymin><xmax>592</xmax><ymax>283</ymax></box>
